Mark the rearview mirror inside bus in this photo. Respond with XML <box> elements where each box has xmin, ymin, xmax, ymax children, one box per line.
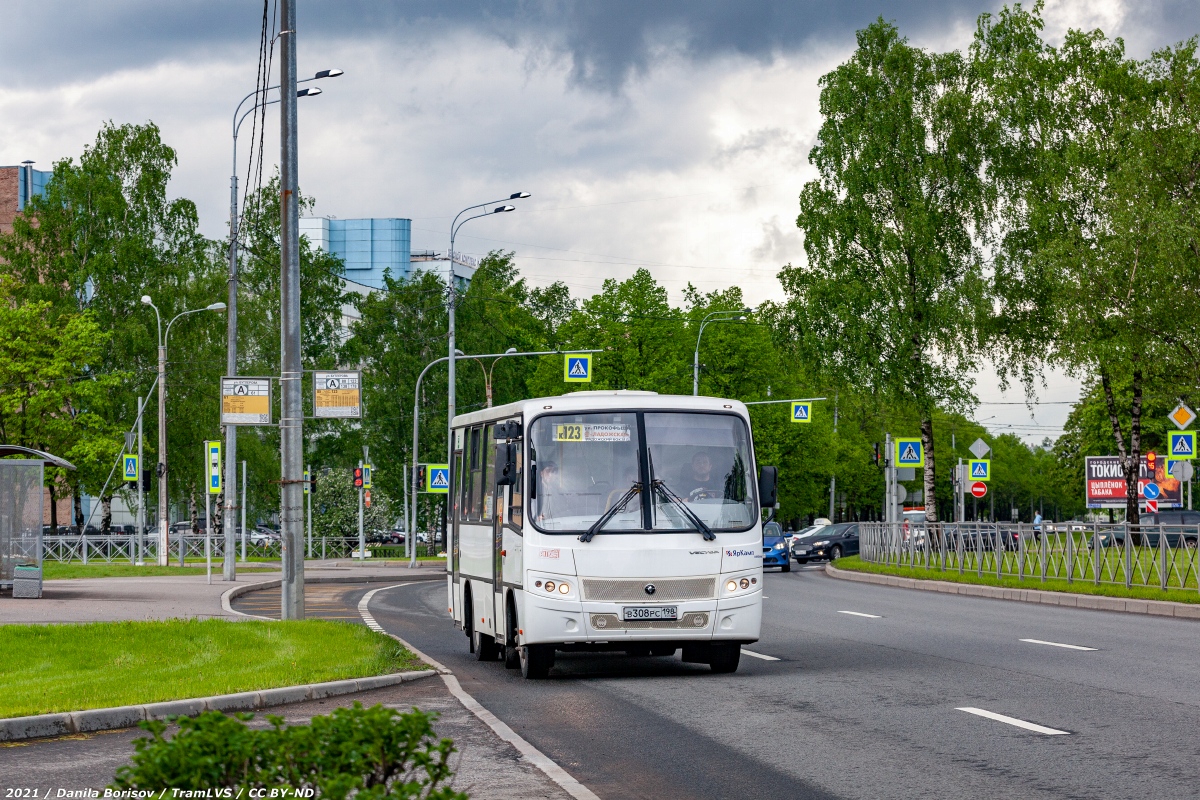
<box><xmin>758</xmin><ymin>466</ymin><xmax>778</xmax><ymax>508</ymax></box>
<box><xmin>495</xmin><ymin>443</ymin><xmax>518</xmax><ymax>486</ymax></box>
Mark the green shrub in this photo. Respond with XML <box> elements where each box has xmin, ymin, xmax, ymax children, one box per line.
<box><xmin>112</xmin><ymin>703</ymin><xmax>468</xmax><ymax>799</ymax></box>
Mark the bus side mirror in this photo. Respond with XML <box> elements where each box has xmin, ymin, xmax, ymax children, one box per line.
<box><xmin>495</xmin><ymin>443</ymin><xmax>518</xmax><ymax>486</ymax></box>
<box><xmin>758</xmin><ymin>466</ymin><xmax>778</xmax><ymax>508</ymax></box>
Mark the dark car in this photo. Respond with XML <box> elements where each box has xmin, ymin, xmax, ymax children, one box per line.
<box><xmin>1104</xmin><ymin>511</ymin><xmax>1200</xmax><ymax>548</ymax></box>
<box><xmin>793</xmin><ymin>522</ymin><xmax>859</xmax><ymax>563</ymax></box>
<box><xmin>762</xmin><ymin>521</ymin><xmax>791</xmax><ymax>572</ymax></box>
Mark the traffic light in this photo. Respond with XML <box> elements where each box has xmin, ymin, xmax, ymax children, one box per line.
<box><xmin>416</xmin><ymin>464</ymin><xmax>427</xmax><ymax>489</ymax></box>
<box><xmin>141</xmin><ymin>470</ymin><xmax>152</xmax><ymax>492</ymax></box>
<box><xmin>353</xmin><ymin>467</ymin><xmax>364</xmax><ymax>488</ymax></box>
<box><xmin>872</xmin><ymin>442</ymin><xmax>881</xmax><ymax>467</ymax></box>
<box><xmin>1147</xmin><ymin>451</ymin><xmax>1157</xmax><ymax>473</ymax></box>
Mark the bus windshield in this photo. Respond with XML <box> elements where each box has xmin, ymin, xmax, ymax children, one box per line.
<box><xmin>529</xmin><ymin>411</ymin><xmax>756</xmax><ymax>534</ymax></box>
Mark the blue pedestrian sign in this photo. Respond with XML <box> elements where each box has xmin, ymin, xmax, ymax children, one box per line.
<box><xmin>968</xmin><ymin>458</ymin><xmax>991</xmax><ymax>482</ymax></box>
<box><xmin>1143</xmin><ymin>481</ymin><xmax>1161</xmax><ymax>500</ymax></box>
<box><xmin>123</xmin><ymin>454</ymin><xmax>139</xmax><ymax>482</ymax></box>
<box><xmin>790</xmin><ymin>401</ymin><xmax>812</xmax><ymax>423</ymax></box>
<box><xmin>1168</xmin><ymin>431</ymin><xmax>1195</xmax><ymax>460</ymax></box>
<box><xmin>426</xmin><ymin>464</ymin><xmax>450</xmax><ymax>494</ymax></box>
<box><xmin>564</xmin><ymin>354</ymin><xmax>592</xmax><ymax>383</ymax></box>
<box><xmin>895</xmin><ymin>437</ymin><xmax>924</xmax><ymax>468</ymax></box>
<box><xmin>205</xmin><ymin>440</ymin><xmax>222</xmax><ymax>495</ymax></box>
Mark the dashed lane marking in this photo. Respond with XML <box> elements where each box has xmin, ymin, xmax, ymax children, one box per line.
<box><xmin>837</xmin><ymin>610</ymin><xmax>882</xmax><ymax>618</ymax></box>
<box><xmin>956</xmin><ymin>707</ymin><xmax>1070</xmax><ymax>735</ymax></box>
<box><xmin>740</xmin><ymin>649</ymin><xmax>781</xmax><ymax>661</ymax></box>
<box><xmin>1019</xmin><ymin>638</ymin><xmax>1098</xmax><ymax>651</ymax></box>
<box><xmin>358</xmin><ymin>584</ymin><xmax>602</xmax><ymax>800</ymax></box>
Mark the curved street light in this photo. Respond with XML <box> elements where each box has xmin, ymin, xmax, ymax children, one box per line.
<box><xmin>693</xmin><ymin>308</ymin><xmax>751</xmax><ymax>396</ymax></box>
<box><xmin>140</xmin><ymin>296</ymin><xmax>226</xmax><ymax>566</ymax></box>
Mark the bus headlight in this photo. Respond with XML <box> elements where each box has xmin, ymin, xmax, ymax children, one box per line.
<box><xmin>721</xmin><ymin>572</ymin><xmax>760</xmax><ymax>597</ymax></box>
<box><xmin>529</xmin><ymin>572</ymin><xmax>576</xmax><ymax>599</ymax></box>
<box><xmin>725</xmin><ymin>579</ymin><xmax>738</xmax><ymax>592</ymax></box>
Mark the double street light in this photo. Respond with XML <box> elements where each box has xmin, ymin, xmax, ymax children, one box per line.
<box><xmin>693</xmin><ymin>308</ymin><xmax>751</xmax><ymax>396</ymax></box>
<box><xmin>225</xmin><ymin>67</ymin><xmax>341</xmax><ymax>580</ymax></box>
<box><xmin>468</xmin><ymin>348</ymin><xmax>519</xmax><ymax>408</ymax></box>
<box><xmin>140</xmin><ymin>296</ymin><xmax>226</xmax><ymax>566</ymax></box>
<box><xmin>446</xmin><ymin>193</ymin><xmax>530</xmax><ymax>457</ymax></box>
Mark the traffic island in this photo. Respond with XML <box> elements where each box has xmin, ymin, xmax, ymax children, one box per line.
<box><xmin>0</xmin><ymin>617</ymin><xmax>431</xmax><ymax>739</ymax></box>
<box><xmin>827</xmin><ymin>556</ymin><xmax>1200</xmax><ymax>618</ymax></box>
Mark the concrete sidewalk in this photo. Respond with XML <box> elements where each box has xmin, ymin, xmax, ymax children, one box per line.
<box><xmin>0</xmin><ymin>562</ymin><xmax>445</xmax><ymax>625</ymax></box>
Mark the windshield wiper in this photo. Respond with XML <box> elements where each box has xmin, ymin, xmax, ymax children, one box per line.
<box><xmin>652</xmin><ymin>478</ymin><xmax>716</xmax><ymax>541</ymax></box>
<box><xmin>579</xmin><ymin>482</ymin><xmax>641</xmax><ymax>543</ymax></box>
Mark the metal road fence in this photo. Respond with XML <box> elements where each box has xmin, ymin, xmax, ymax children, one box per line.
<box><xmin>859</xmin><ymin>521</ymin><xmax>1200</xmax><ymax>593</ymax></box>
<box><xmin>39</xmin><ymin>535</ymin><xmax>442</xmax><ymax>564</ymax></box>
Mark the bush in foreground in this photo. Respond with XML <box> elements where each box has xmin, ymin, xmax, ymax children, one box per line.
<box><xmin>112</xmin><ymin>703</ymin><xmax>467</xmax><ymax>799</ymax></box>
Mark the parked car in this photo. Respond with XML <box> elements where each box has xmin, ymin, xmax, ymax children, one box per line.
<box><xmin>762</xmin><ymin>521</ymin><xmax>791</xmax><ymax>572</ymax></box>
<box><xmin>368</xmin><ymin>529</ymin><xmax>405</xmax><ymax>545</ymax></box>
<box><xmin>793</xmin><ymin>522</ymin><xmax>860</xmax><ymax>563</ymax></box>
<box><xmin>1096</xmin><ymin>512</ymin><xmax>1200</xmax><ymax>548</ymax></box>
<box><xmin>250</xmin><ymin>526</ymin><xmax>280</xmax><ymax>546</ymax></box>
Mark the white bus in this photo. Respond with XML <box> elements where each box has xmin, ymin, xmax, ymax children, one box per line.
<box><xmin>447</xmin><ymin>390</ymin><xmax>777</xmax><ymax>678</ymax></box>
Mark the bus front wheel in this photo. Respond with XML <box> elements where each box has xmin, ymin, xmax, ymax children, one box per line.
<box><xmin>520</xmin><ymin>644</ymin><xmax>554</xmax><ymax>679</ymax></box>
<box><xmin>708</xmin><ymin>643</ymin><xmax>741</xmax><ymax>674</ymax></box>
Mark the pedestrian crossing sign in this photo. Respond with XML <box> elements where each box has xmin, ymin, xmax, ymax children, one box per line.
<box><xmin>1169</xmin><ymin>431</ymin><xmax>1195</xmax><ymax>460</ymax></box>
<box><xmin>969</xmin><ymin>458</ymin><xmax>991</xmax><ymax>482</ymax></box>
<box><xmin>564</xmin><ymin>354</ymin><xmax>592</xmax><ymax>383</ymax></box>
<box><xmin>790</xmin><ymin>401</ymin><xmax>812</xmax><ymax>423</ymax></box>
<box><xmin>205</xmin><ymin>440</ymin><xmax>222</xmax><ymax>495</ymax></box>
<box><xmin>895</xmin><ymin>437</ymin><xmax>924</xmax><ymax>468</ymax></box>
<box><xmin>427</xmin><ymin>464</ymin><xmax>450</xmax><ymax>494</ymax></box>
<box><xmin>123</xmin><ymin>454</ymin><xmax>139</xmax><ymax>482</ymax></box>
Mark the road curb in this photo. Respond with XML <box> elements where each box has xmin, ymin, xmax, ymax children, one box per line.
<box><xmin>0</xmin><ymin>669</ymin><xmax>438</xmax><ymax>743</ymax></box>
<box><xmin>825</xmin><ymin>563</ymin><xmax>1200</xmax><ymax>620</ymax></box>
<box><xmin>222</xmin><ymin>572</ymin><xmax>445</xmax><ymax>619</ymax></box>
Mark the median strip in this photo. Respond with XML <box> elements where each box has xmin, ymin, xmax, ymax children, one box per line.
<box><xmin>956</xmin><ymin>707</ymin><xmax>1070</xmax><ymax>735</ymax></box>
<box><xmin>838</xmin><ymin>610</ymin><xmax>882</xmax><ymax>618</ymax></box>
<box><xmin>1019</xmin><ymin>638</ymin><xmax>1098</xmax><ymax>651</ymax></box>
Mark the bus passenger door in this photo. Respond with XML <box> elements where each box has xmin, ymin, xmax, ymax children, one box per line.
<box><xmin>450</xmin><ymin>437</ymin><xmax>464</xmax><ymax>627</ymax></box>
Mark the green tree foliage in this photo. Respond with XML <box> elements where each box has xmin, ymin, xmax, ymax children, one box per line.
<box><xmin>787</xmin><ymin>19</ymin><xmax>991</xmax><ymax>522</ymax></box>
<box><xmin>311</xmin><ymin>468</ymin><xmax>395</xmax><ymax>539</ymax></box>
<box><xmin>973</xmin><ymin>4</ymin><xmax>1200</xmax><ymax>520</ymax></box>
<box><xmin>0</xmin><ymin>280</ymin><xmax>126</xmax><ymax>527</ymax></box>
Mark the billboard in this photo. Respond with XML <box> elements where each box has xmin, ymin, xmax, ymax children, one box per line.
<box><xmin>1085</xmin><ymin>455</ymin><xmax>1183</xmax><ymax>509</ymax></box>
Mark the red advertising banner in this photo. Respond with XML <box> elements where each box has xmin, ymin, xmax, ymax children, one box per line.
<box><xmin>1085</xmin><ymin>456</ymin><xmax>1183</xmax><ymax>509</ymax></box>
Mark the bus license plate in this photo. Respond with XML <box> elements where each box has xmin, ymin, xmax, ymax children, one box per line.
<box><xmin>623</xmin><ymin>606</ymin><xmax>678</xmax><ymax>621</ymax></box>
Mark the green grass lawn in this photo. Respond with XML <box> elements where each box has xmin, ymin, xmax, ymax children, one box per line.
<box><xmin>42</xmin><ymin>562</ymin><xmax>279</xmax><ymax>580</ymax></box>
<box><xmin>836</xmin><ymin>555</ymin><xmax>1200</xmax><ymax>605</ymax></box>
<box><xmin>0</xmin><ymin>618</ymin><xmax>425</xmax><ymax>718</ymax></box>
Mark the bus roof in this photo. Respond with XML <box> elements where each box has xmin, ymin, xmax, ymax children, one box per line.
<box><xmin>452</xmin><ymin>392</ymin><xmax>751</xmax><ymax>428</ymax></box>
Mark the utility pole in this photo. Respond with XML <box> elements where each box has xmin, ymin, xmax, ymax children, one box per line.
<box><xmin>157</xmin><ymin>339</ymin><xmax>169</xmax><ymax>566</ymax></box>
<box><xmin>357</xmin><ymin>458</ymin><xmax>365</xmax><ymax>561</ymax></box>
<box><xmin>278</xmin><ymin>0</ymin><xmax>304</xmax><ymax>619</ymax></box>
<box><xmin>829</xmin><ymin>393</ymin><xmax>838</xmax><ymax>522</ymax></box>
<box><xmin>306</xmin><ymin>463</ymin><xmax>312</xmax><ymax>559</ymax></box>
<box><xmin>136</xmin><ymin>394</ymin><xmax>145</xmax><ymax>565</ymax></box>
<box><xmin>223</xmin><ymin>132</ymin><xmax>240</xmax><ymax>583</ymax></box>
<box><xmin>240</xmin><ymin>460</ymin><xmax>247</xmax><ymax>562</ymax></box>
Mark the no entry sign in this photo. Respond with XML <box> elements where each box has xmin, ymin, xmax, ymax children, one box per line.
<box><xmin>970</xmin><ymin>481</ymin><xmax>988</xmax><ymax>499</ymax></box>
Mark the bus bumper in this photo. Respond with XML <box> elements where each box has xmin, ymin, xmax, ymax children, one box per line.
<box><xmin>519</xmin><ymin>592</ymin><xmax>761</xmax><ymax>645</ymax></box>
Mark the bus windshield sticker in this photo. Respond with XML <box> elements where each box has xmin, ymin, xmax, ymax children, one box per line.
<box><xmin>553</xmin><ymin>423</ymin><xmax>631</xmax><ymax>443</ymax></box>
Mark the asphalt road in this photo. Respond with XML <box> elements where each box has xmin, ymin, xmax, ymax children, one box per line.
<box><xmin>369</xmin><ymin>565</ymin><xmax>1200</xmax><ymax>800</ymax></box>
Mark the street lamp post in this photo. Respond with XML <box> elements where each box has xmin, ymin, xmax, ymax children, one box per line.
<box><xmin>692</xmin><ymin>309</ymin><xmax>750</xmax><ymax>396</ymax></box>
<box><xmin>141</xmin><ymin>296</ymin><xmax>226</xmax><ymax>567</ymax></box>
<box><xmin>225</xmin><ymin>68</ymin><xmax>340</xmax><ymax>582</ymax></box>
<box><xmin>469</xmin><ymin>347</ymin><xmax>518</xmax><ymax>407</ymax></box>
<box><xmin>447</xmin><ymin>193</ymin><xmax>528</xmax><ymax>463</ymax></box>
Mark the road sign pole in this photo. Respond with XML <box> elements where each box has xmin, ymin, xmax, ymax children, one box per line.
<box><xmin>205</xmin><ymin>489</ymin><xmax>212</xmax><ymax>585</ymax></box>
<box><xmin>306</xmin><ymin>463</ymin><xmax>312</xmax><ymax>559</ymax></box>
<box><xmin>137</xmin><ymin>394</ymin><xmax>145</xmax><ymax>565</ymax></box>
<box><xmin>404</xmin><ymin>464</ymin><xmax>410</xmax><ymax>560</ymax></box>
<box><xmin>241</xmin><ymin>460</ymin><xmax>247</xmax><ymax>562</ymax></box>
<box><xmin>358</xmin><ymin>459</ymin><xmax>365</xmax><ymax>562</ymax></box>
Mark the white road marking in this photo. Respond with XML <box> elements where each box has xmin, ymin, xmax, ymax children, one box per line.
<box><xmin>359</xmin><ymin>583</ymin><xmax>602</xmax><ymax>800</ymax></box>
<box><xmin>956</xmin><ymin>707</ymin><xmax>1070</xmax><ymax>735</ymax></box>
<box><xmin>1019</xmin><ymin>638</ymin><xmax>1097</xmax><ymax>651</ymax></box>
<box><xmin>837</xmin><ymin>610</ymin><xmax>882</xmax><ymax>618</ymax></box>
<box><xmin>741</xmin><ymin>649</ymin><xmax>780</xmax><ymax>661</ymax></box>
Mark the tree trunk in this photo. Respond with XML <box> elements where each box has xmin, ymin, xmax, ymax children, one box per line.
<box><xmin>100</xmin><ymin>495</ymin><xmax>112</xmax><ymax>534</ymax></box>
<box><xmin>73</xmin><ymin>489</ymin><xmax>84</xmax><ymax>529</ymax></box>
<box><xmin>48</xmin><ymin>483</ymin><xmax>58</xmax><ymax>532</ymax></box>
<box><xmin>1100</xmin><ymin>364</ymin><xmax>1141</xmax><ymax>527</ymax></box>
<box><xmin>920</xmin><ymin>416</ymin><xmax>938</xmax><ymax>523</ymax></box>
<box><xmin>189</xmin><ymin>487</ymin><xmax>199</xmax><ymax>534</ymax></box>
<box><xmin>215</xmin><ymin>489</ymin><xmax>224</xmax><ymax>538</ymax></box>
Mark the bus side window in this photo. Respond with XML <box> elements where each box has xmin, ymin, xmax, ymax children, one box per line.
<box><xmin>468</xmin><ymin>427</ymin><xmax>482</xmax><ymax>521</ymax></box>
<box><xmin>507</xmin><ymin>440</ymin><xmax>523</xmax><ymax>529</ymax></box>
<box><xmin>454</xmin><ymin>445</ymin><xmax>466</xmax><ymax>523</ymax></box>
<box><xmin>482</xmin><ymin>424</ymin><xmax>496</xmax><ymax>521</ymax></box>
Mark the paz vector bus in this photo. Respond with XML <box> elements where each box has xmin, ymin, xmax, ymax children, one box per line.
<box><xmin>446</xmin><ymin>390</ymin><xmax>777</xmax><ymax>678</ymax></box>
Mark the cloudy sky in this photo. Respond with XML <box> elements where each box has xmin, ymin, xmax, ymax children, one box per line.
<box><xmin>3</xmin><ymin>0</ymin><xmax>1196</xmax><ymax>442</ymax></box>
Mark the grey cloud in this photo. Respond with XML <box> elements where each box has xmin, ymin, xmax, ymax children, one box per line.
<box><xmin>10</xmin><ymin>1</ymin><xmax>1197</xmax><ymax>93</ymax></box>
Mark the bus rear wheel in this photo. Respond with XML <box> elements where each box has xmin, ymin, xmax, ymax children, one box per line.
<box><xmin>473</xmin><ymin>629</ymin><xmax>500</xmax><ymax>661</ymax></box>
<box><xmin>708</xmin><ymin>643</ymin><xmax>741</xmax><ymax>674</ymax></box>
<box><xmin>520</xmin><ymin>644</ymin><xmax>554</xmax><ymax>679</ymax></box>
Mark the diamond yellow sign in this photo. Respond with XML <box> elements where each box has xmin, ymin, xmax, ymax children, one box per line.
<box><xmin>1169</xmin><ymin>403</ymin><xmax>1196</xmax><ymax>430</ymax></box>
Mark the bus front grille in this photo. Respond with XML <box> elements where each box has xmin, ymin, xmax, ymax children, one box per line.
<box><xmin>581</xmin><ymin>577</ymin><xmax>717</xmax><ymax>602</ymax></box>
<box><xmin>589</xmin><ymin>612</ymin><xmax>709</xmax><ymax>630</ymax></box>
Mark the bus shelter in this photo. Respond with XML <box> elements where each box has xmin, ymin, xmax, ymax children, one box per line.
<box><xmin>0</xmin><ymin>446</ymin><xmax>75</xmax><ymax>596</ymax></box>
